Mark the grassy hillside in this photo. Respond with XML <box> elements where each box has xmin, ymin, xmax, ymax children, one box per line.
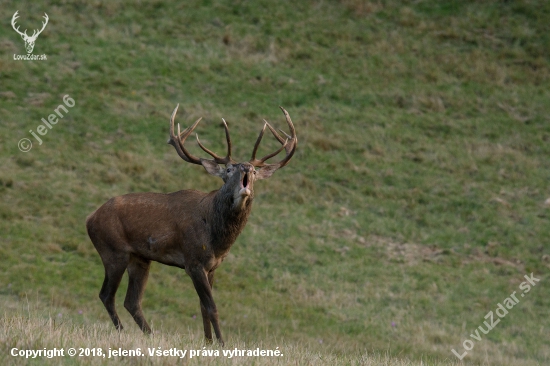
<box><xmin>1</xmin><ymin>0</ymin><xmax>549</xmax><ymax>365</ymax></box>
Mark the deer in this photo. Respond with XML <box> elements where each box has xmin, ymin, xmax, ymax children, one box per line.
<box><xmin>11</xmin><ymin>11</ymin><xmax>49</xmax><ymax>54</ymax></box>
<box><xmin>86</xmin><ymin>105</ymin><xmax>297</xmax><ymax>346</ymax></box>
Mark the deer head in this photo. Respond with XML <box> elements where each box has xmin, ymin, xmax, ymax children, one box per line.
<box><xmin>167</xmin><ymin>104</ymin><xmax>297</xmax><ymax>211</ymax></box>
<box><xmin>11</xmin><ymin>11</ymin><xmax>49</xmax><ymax>54</ymax></box>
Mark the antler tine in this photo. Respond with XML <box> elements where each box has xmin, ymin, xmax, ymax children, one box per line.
<box><xmin>278</xmin><ymin>106</ymin><xmax>297</xmax><ymax>156</ymax></box>
<box><xmin>264</xmin><ymin>120</ymin><xmax>286</xmax><ymax>145</ymax></box>
<box><xmin>221</xmin><ymin>118</ymin><xmax>232</xmax><ymax>161</ymax></box>
<box><xmin>263</xmin><ymin>109</ymin><xmax>297</xmax><ymax>154</ymax></box>
<box><xmin>258</xmin><ymin>138</ymin><xmax>289</xmax><ymax>164</ymax></box>
<box><xmin>194</xmin><ymin>117</ymin><xmax>234</xmax><ymax>165</ymax></box>
<box><xmin>195</xmin><ymin>128</ymin><xmax>234</xmax><ymax>165</ymax></box>
<box><xmin>279</xmin><ymin>129</ymin><xmax>292</xmax><ymax>139</ymax></box>
<box><xmin>250</xmin><ymin>123</ymin><xmax>267</xmax><ymax>163</ymax></box>
<box><xmin>167</xmin><ymin>104</ymin><xmax>202</xmax><ymax>165</ymax></box>
<box><xmin>249</xmin><ymin>107</ymin><xmax>298</xmax><ymax>169</ymax></box>
<box><xmin>168</xmin><ymin>105</ymin><xmax>235</xmax><ymax>166</ymax></box>
<box><xmin>249</xmin><ymin>121</ymin><xmax>289</xmax><ymax>166</ymax></box>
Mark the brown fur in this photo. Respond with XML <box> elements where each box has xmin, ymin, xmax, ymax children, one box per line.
<box><xmin>86</xmin><ymin>106</ymin><xmax>297</xmax><ymax>347</ymax></box>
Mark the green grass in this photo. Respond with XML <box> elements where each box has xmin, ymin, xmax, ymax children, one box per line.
<box><xmin>1</xmin><ymin>0</ymin><xmax>549</xmax><ymax>365</ymax></box>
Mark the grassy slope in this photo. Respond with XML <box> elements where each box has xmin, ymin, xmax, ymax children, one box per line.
<box><xmin>0</xmin><ymin>0</ymin><xmax>549</xmax><ymax>365</ymax></box>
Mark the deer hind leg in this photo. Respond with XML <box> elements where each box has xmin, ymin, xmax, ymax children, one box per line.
<box><xmin>200</xmin><ymin>271</ymin><xmax>215</xmax><ymax>343</ymax></box>
<box><xmin>188</xmin><ymin>267</ymin><xmax>224</xmax><ymax>347</ymax></box>
<box><xmin>98</xmin><ymin>252</ymin><xmax>129</xmax><ymax>331</ymax></box>
<box><xmin>124</xmin><ymin>255</ymin><xmax>152</xmax><ymax>334</ymax></box>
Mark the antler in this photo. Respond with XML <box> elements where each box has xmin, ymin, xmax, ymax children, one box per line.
<box><xmin>11</xmin><ymin>11</ymin><xmax>27</xmax><ymax>38</ymax></box>
<box><xmin>167</xmin><ymin>104</ymin><xmax>235</xmax><ymax>166</ymax></box>
<box><xmin>195</xmin><ymin>118</ymin><xmax>233</xmax><ymax>165</ymax></box>
<box><xmin>249</xmin><ymin>107</ymin><xmax>297</xmax><ymax>169</ymax></box>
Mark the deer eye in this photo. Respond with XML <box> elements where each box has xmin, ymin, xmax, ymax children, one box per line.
<box><xmin>227</xmin><ymin>168</ymin><xmax>231</xmax><ymax>173</ymax></box>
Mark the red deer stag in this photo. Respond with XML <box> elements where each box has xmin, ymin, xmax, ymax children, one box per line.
<box><xmin>86</xmin><ymin>105</ymin><xmax>297</xmax><ymax>346</ymax></box>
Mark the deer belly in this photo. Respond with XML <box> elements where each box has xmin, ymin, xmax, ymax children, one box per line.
<box><xmin>131</xmin><ymin>234</ymin><xmax>186</xmax><ymax>268</ymax></box>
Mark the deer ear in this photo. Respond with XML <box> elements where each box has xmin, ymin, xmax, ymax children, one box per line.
<box><xmin>200</xmin><ymin>159</ymin><xmax>225</xmax><ymax>179</ymax></box>
<box><xmin>255</xmin><ymin>165</ymin><xmax>279</xmax><ymax>180</ymax></box>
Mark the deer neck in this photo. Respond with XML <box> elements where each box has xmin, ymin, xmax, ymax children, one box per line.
<box><xmin>209</xmin><ymin>186</ymin><xmax>253</xmax><ymax>255</ymax></box>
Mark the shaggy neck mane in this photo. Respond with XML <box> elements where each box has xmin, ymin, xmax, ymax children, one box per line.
<box><xmin>209</xmin><ymin>185</ymin><xmax>253</xmax><ymax>255</ymax></box>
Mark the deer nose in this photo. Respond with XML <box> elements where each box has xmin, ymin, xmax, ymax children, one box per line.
<box><xmin>241</xmin><ymin>164</ymin><xmax>252</xmax><ymax>173</ymax></box>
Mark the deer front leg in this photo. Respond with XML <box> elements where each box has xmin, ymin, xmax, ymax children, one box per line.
<box><xmin>188</xmin><ymin>267</ymin><xmax>224</xmax><ymax>347</ymax></box>
<box><xmin>200</xmin><ymin>271</ymin><xmax>215</xmax><ymax>344</ymax></box>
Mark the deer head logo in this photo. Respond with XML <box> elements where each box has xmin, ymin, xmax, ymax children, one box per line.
<box><xmin>11</xmin><ymin>11</ymin><xmax>49</xmax><ymax>54</ymax></box>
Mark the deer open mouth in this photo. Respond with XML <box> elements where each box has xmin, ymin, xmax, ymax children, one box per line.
<box><xmin>239</xmin><ymin>173</ymin><xmax>251</xmax><ymax>197</ymax></box>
